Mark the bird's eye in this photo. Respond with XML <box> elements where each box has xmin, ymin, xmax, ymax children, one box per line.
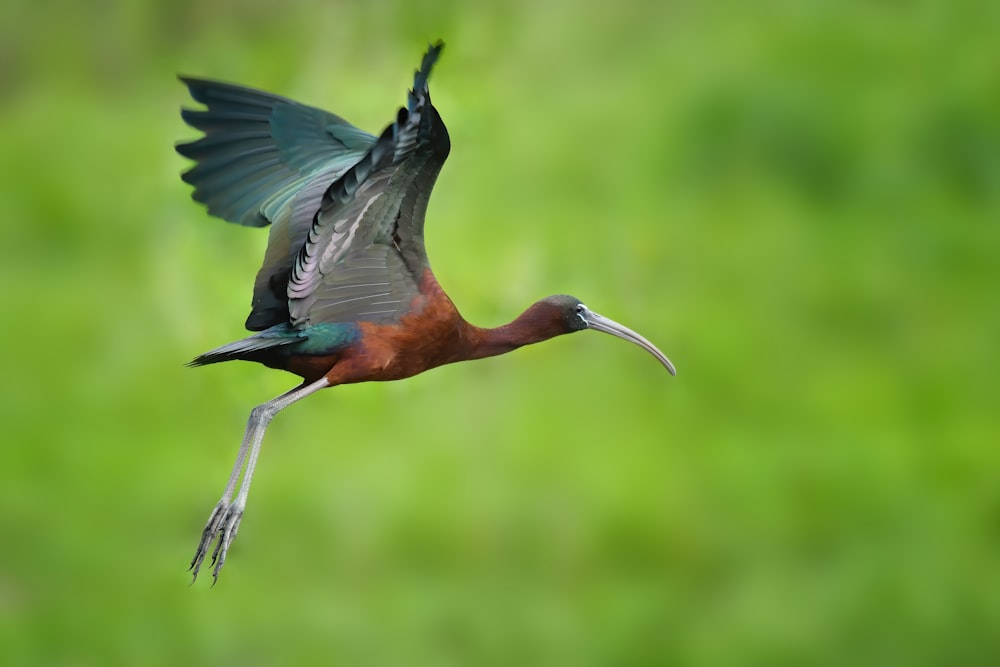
<box><xmin>575</xmin><ymin>303</ymin><xmax>587</xmax><ymax>316</ymax></box>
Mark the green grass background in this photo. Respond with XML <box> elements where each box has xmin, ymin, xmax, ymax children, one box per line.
<box><xmin>2</xmin><ymin>0</ymin><xmax>998</xmax><ymax>664</ymax></box>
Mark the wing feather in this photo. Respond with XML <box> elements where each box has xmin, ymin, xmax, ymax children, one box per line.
<box><xmin>177</xmin><ymin>77</ymin><xmax>378</xmax><ymax>330</ymax></box>
<box><xmin>286</xmin><ymin>42</ymin><xmax>450</xmax><ymax>328</ymax></box>
<box><xmin>177</xmin><ymin>79</ymin><xmax>376</xmax><ymax>228</ymax></box>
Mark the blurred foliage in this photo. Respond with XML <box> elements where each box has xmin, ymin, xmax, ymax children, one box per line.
<box><xmin>1</xmin><ymin>0</ymin><xmax>999</xmax><ymax>664</ymax></box>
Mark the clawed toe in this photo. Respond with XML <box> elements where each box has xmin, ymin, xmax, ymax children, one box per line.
<box><xmin>189</xmin><ymin>501</ymin><xmax>244</xmax><ymax>584</ymax></box>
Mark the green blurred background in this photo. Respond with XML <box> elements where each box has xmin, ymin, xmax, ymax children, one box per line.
<box><xmin>2</xmin><ymin>0</ymin><xmax>998</xmax><ymax>664</ymax></box>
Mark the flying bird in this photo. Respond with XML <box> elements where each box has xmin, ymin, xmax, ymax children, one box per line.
<box><xmin>177</xmin><ymin>42</ymin><xmax>675</xmax><ymax>583</ymax></box>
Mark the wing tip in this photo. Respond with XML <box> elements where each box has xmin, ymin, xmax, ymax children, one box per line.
<box><xmin>410</xmin><ymin>41</ymin><xmax>445</xmax><ymax>109</ymax></box>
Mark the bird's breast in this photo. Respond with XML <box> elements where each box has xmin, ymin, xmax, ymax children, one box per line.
<box><xmin>323</xmin><ymin>270</ymin><xmax>470</xmax><ymax>385</ymax></box>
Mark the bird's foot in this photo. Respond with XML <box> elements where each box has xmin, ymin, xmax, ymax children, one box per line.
<box><xmin>189</xmin><ymin>500</ymin><xmax>244</xmax><ymax>585</ymax></box>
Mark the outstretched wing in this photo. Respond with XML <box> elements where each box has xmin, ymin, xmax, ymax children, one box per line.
<box><xmin>286</xmin><ymin>42</ymin><xmax>451</xmax><ymax>329</ymax></box>
<box><xmin>177</xmin><ymin>78</ymin><xmax>375</xmax><ymax>227</ymax></box>
<box><xmin>176</xmin><ymin>77</ymin><xmax>377</xmax><ymax>329</ymax></box>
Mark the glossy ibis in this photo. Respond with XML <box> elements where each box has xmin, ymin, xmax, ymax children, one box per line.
<box><xmin>177</xmin><ymin>42</ymin><xmax>675</xmax><ymax>583</ymax></box>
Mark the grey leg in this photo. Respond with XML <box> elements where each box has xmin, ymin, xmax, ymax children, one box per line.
<box><xmin>190</xmin><ymin>376</ymin><xmax>330</xmax><ymax>583</ymax></box>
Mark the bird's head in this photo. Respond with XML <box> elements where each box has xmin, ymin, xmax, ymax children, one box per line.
<box><xmin>533</xmin><ymin>294</ymin><xmax>676</xmax><ymax>375</ymax></box>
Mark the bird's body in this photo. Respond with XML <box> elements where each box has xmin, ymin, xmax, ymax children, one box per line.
<box><xmin>177</xmin><ymin>42</ymin><xmax>675</xmax><ymax>583</ymax></box>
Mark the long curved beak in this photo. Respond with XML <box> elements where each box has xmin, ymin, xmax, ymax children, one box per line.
<box><xmin>585</xmin><ymin>311</ymin><xmax>677</xmax><ymax>376</ymax></box>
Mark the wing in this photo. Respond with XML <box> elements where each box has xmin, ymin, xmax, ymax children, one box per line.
<box><xmin>176</xmin><ymin>77</ymin><xmax>377</xmax><ymax>330</ymax></box>
<box><xmin>287</xmin><ymin>42</ymin><xmax>451</xmax><ymax>329</ymax></box>
<box><xmin>176</xmin><ymin>78</ymin><xmax>376</xmax><ymax>227</ymax></box>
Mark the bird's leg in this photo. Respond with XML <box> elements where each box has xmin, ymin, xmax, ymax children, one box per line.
<box><xmin>189</xmin><ymin>376</ymin><xmax>330</xmax><ymax>584</ymax></box>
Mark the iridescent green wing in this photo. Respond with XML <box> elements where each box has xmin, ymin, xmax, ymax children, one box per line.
<box><xmin>177</xmin><ymin>78</ymin><xmax>376</xmax><ymax>329</ymax></box>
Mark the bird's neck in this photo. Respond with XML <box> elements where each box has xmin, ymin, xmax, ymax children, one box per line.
<box><xmin>461</xmin><ymin>303</ymin><xmax>561</xmax><ymax>361</ymax></box>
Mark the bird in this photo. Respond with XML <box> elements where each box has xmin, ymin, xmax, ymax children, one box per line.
<box><xmin>176</xmin><ymin>41</ymin><xmax>676</xmax><ymax>584</ymax></box>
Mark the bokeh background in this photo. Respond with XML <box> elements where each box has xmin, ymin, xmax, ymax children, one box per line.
<box><xmin>2</xmin><ymin>0</ymin><xmax>998</xmax><ymax>664</ymax></box>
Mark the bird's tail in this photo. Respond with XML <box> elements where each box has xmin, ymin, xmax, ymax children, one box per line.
<box><xmin>188</xmin><ymin>324</ymin><xmax>303</xmax><ymax>366</ymax></box>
